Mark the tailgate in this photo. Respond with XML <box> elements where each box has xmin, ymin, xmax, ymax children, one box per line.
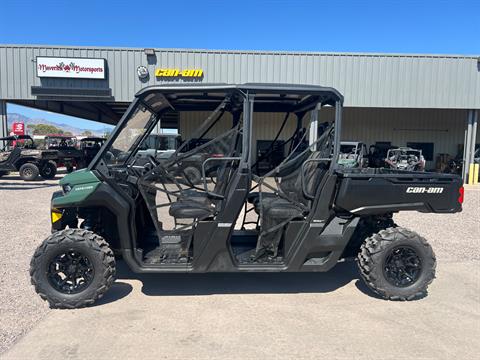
<box><xmin>334</xmin><ymin>171</ymin><xmax>463</xmax><ymax>215</ymax></box>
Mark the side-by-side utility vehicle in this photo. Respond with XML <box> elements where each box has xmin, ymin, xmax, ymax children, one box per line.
<box><xmin>385</xmin><ymin>147</ymin><xmax>426</xmax><ymax>171</ymax></box>
<box><xmin>45</xmin><ymin>135</ymin><xmax>83</xmax><ymax>173</ymax></box>
<box><xmin>29</xmin><ymin>84</ymin><xmax>463</xmax><ymax>308</ymax></box>
<box><xmin>0</xmin><ymin>135</ymin><xmax>57</xmax><ymax>180</ymax></box>
<box><xmin>338</xmin><ymin>141</ymin><xmax>368</xmax><ymax>168</ymax></box>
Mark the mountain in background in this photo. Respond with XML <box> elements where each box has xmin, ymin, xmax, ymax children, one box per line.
<box><xmin>7</xmin><ymin>113</ymin><xmax>112</xmax><ymax>136</ymax></box>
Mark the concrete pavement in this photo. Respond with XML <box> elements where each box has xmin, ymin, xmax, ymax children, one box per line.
<box><xmin>4</xmin><ymin>260</ymin><xmax>480</xmax><ymax>360</ymax></box>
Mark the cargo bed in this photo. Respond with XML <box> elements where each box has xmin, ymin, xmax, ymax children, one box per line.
<box><xmin>334</xmin><ymin>168</ymin><xmax>463</xmax><ymax>215</ymax></box>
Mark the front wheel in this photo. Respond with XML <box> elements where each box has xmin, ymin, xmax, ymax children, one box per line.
<box><xmin>357</xmin><ymin>227</ymin><xmax>436</xmax><ymax>301</ymax></box>
<box><xmin>30</xmin><ymin>229</ymin><xmax>116</xmax><ymax>309</ymax></box>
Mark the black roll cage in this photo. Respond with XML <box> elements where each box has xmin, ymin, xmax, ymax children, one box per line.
<box><xmin>89</xmin><ymin>83</ymin><xmax>344</xmax><ymax>174</ymax></box>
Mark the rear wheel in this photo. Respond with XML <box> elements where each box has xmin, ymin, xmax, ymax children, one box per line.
<box><xmin>40</xmin><ymin>161</ymin><xmax>57</xmax><ymax>180</ymax></box>
<box><xmin>357</xmin><ymin>227</ymin><xmax>436</xmax><ymax>301</ymax></box>
<box><xmin>19</xmin><ymin>163</ymin><xmax>39</xmax><ymax>181</ymax></box>
<box><xmin>30</xmin><ymin>229</ymin><xmax>116</xmax><ymax>309</ymax></box>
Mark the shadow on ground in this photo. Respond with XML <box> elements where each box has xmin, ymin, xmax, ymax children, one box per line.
<box><xmin>0</xmin><ymin>181</ymin><xmax>59</xmax><ymax>190</ymax></box>
<box><xmin>113</xmin><ymin>260</ymin><xmax>364</xmax><ymax>297</ymax></box>
<box><xmin>94</xmin><ymin>282</ymin><xmax>134</xmax><ymax>306</ymax></box>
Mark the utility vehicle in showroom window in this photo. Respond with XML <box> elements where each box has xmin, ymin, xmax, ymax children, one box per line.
<box><xmin>338</xmin><ymin>141</ymin><xmax>369</xmax><ymax>168</ymax></box>
<box><xmin>29</xmin><ymin>84</ymin><xmax>463</xmax><ymax>308</ymax></box>
<box><xmin>385</xmin><ymin>147</ymin><xmax>426</xmax><ymax>171</ymax></box>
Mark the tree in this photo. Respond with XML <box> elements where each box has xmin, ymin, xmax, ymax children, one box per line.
<box><xmin>81</xmin><ymin>130</ymin><xmax>93</xmax><ymax>137</ymax></box>
<box><xmin>28</xmin><ymin>124</ymin><xmax>64</xmax><ymax>135</ymax></box>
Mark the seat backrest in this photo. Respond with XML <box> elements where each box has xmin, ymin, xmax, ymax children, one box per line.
<box><xmin>268</xmin><ymin>125</ymin><xmax>333</xmax><ymax>208</ymax></box>
<box><xmin>205</xmin><ymin>124</ymin><xmax>242</xmax><ymax>198</ymax></box>
<box><xmin>277</xmin><ymin>149</ymin><xmax>328</xmax><ymax>207</ymax></box>
<box><xmin>2</xmin><ymin>147</ymin><xmax>22</xmax><ymax>165</ymax></box>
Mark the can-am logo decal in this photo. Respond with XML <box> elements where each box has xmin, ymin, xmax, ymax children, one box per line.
<box><xmin>406</xmin><ymin>187</ymin><xmax>444</xmax><ymax>194</ymax></box>
<box><xmin>74</xmin><ymin>185</ymin><xmax>94</xmax><ymax>192</ymax></box>
<box><xmin>155</xmin><ymin>68</ymin><xmax>203</xmax><ymax>78</ymax></box>
<box><xmin>36</xmin><ymin>57</ymin><xmax>106</xmax><ymax>79</ymax></box>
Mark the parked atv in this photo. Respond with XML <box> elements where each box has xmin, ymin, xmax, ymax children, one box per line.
<box><xmin>76</xmin><ymin>137</ymin><xmax>106</xmax><ymax>169</ymax></box>
<box><xmin>30</xmin><ymin>84</ymin><xmax>462</xmax><ymax>308</ymax></box>
<box><xmin>385</xmin><ymin>147</ymin><xmax>425</xmax><ymax>171</ymax></box>
<box><xmin>338</xmin><ymin>141</ymin><xmax>369</xmax><ymax>168</ymax></box>
<box><xmin>44</xmin><ymin>135</ymin><xmax>83</xmax><ymax>173</ymax></box>
<box><xmin>0</xmin><ymin>135</ymin><xmax>58</xmax><ymax>180</ymax></box>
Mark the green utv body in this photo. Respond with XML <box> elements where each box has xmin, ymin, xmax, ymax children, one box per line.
<box><xmin>30</xmin><ymin>84</ymin><xmax>463</xmax><ymax>308</ymax></box>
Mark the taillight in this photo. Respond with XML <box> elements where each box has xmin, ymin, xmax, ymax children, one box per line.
<box><xmin>458</xmin><ymin>186</ymin><xmax>464</xmax><ymax>204</ymax></box>
<box><xmin>210</xmin><ymin>153</ymin><xmax>224</xmax><ymax>158</ymax></box>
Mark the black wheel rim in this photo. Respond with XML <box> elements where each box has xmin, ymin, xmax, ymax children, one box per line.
<box><xmin>383</xmin><ymin>246</ymin><xmax>422</xmax><ymax>287</ymax></box>
<box><xmin>24</xmin><ymin>168</ymin><xmax>33</xmax><ymax>177</ymax></box>
<box><xmin>47</xmin><ymin>251</ymin><xmax>94</xmax><ymax>294</ymax></box>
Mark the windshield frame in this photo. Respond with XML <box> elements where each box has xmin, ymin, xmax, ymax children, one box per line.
<box><xmin>89</xmin><ymin>98</ymin><xmax>160</xmax><ymax>170</ymax></box>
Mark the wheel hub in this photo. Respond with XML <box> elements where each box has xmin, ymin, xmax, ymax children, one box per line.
<box><xmin>383</xmin><ymin>246</ymin><xmax>422</xmax><ymax>288</ymax></box>
<box><xmin>47</xmin><ymin>251</ymin><xmax>94</xmax><ymax>294</ymax></box>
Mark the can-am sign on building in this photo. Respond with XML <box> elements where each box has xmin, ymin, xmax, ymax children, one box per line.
<box><xmin>36</xmin><ymin>57</ymin><xmax>106</xmax><ymax>79</ymax></box>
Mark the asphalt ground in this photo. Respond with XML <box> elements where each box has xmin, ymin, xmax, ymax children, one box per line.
<box><xmin>0</xmin><ymin>174</ymin><xmax>479</xmax><ymax>359</ymax></box>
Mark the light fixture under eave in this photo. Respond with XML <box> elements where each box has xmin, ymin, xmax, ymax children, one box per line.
<box><xmin>144</xmin><ymin>48</ymin><xmax>155</xmax><ymax>56</ymax></box>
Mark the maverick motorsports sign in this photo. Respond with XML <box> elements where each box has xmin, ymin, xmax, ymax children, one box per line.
<box><xmin>36</xmin><ymin>57</ymin><xmax>106</xmax><ymax>79</ymax></box>
<box><xmin>155</xmin><ymin>68</ymin><xmax>203</xmax><ymax>78</ymax></box>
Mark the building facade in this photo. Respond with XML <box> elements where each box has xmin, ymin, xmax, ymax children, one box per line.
<box><xmin>0</xmin><ymin>45</ymin><xmax>479</xmax><ymax>177</ymax></box>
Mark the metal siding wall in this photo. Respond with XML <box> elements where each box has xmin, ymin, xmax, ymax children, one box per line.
<box><xmin>178</xmin><ymin>111</ymin><xmax>299</xmax><ymax>159</ymax></box>
<box><xmin>341</xmin><ymin>108</ymin><xmax>467</xmax><ymax>168</ymax></box>
<box><xmin>179</xmin><ymin>111</ymin><xmax>233</xmax><ymax>140</ymax></box>
<box><xmin>1</xmin><ymin>45</ymin><xmax>479</xmax><ymax>108</ymax></box>
<box><xmin>178</xmin><ymin>108</ymin><xmax>466</xmax><ymax>168</ymax></box>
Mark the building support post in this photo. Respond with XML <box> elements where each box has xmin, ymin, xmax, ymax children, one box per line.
<box><xmin>463</xmin><ymin>110</ymin><xmax>479</xmax><ymax>184</ymax></box>
<box><xmin>0</xmin><ymin>100</ymin><xmax>8</xmax><ymax>146</ymax></box>
<box><xmin>470</xmin><ymin>110</ymin><xmax>478</xmax><ymax>184</ymax></box>
<box><xmin>470</xmin><ymin>110</ymin><xmax>478</xmax><ymax>160</ymax></box>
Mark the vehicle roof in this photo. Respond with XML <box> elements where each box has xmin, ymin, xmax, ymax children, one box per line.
<box><xmin>0</xmin><ymin>134</ymin><xmax>33</xmax><ymax>141</ymax></box>
<box><xmin>135</xmin><ymin>83</ymin><xmax>343</xmax><ymax>112</ymax></box>
<box><xmin>80</xmin><ymin>137</ymin><xmax>105</xmax><ymax>141</ymax></box>
<box><xmin>45</xmin><ymin>135</ymin><xmax>75</xmax><ymax>139</ymax></box>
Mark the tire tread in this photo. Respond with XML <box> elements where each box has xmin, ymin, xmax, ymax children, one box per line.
<box><xmin>357</xmin><ymin>226</ymin><xmax>436</xmax><ymax>301</ymax></box>
<box><xmin>30</xmin><ymin>229</ymin><xmax>115</xmax><ymax>309</ymax></box>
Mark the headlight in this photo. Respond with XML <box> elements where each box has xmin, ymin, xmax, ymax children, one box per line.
<box><xmin>62</xmin><ymin>184</ymin><xmax>72</xmax><ymax>194</ymax></box>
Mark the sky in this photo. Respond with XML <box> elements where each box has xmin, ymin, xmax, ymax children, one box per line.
<box><xmin>7</xmin><ymin>104</ymin><xmax>112</xmax><ymax>131</ymax></box>
<box><xmin>1</xmin><ymin>0</ymin><xmax>479</xmax><ymax>129</ymax></box>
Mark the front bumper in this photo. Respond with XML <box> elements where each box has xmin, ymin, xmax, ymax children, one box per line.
<box><xmin>51</xmin><ymin>191</ymin><xmax>77</xmax><ymax>232</ymax></box>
